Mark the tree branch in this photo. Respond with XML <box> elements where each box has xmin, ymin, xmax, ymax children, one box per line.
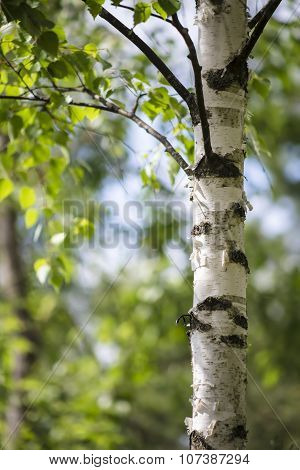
<box><xmin>0</xmin><ymin>95</ymin><xmax>46</xmax><ymax>103</ymax></box>
<box><xmin>0</xmin><ymin>94</ymin><xmax>191</xmax><ymax>175</ymax></box>
<box><xmin>82</xmin><ymin>92</ymin><xmax>191</xmax><ymax>174</ymax></box>
<box><xmin>248</xmin><ymin>0</ymin><xmax>282</xmax><ymax>29</ymax></box>
<box><xmin>99</xmin><ymin>7</ymin><xmax>200</xmax><ymax>126</ymax></box>
<box><xmin>241</xmin><ymin>0</ymin><xmax>283</xmax><ymax>60</ymax></box>
<box><xmin>171</xmin><ymin>13</ymin><xmax>212</xmax><ymax>158</ymax></box>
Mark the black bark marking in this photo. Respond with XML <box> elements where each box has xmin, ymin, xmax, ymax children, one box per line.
<box><xmin>220</xmin><ymin>334</ymin><xmax>247</xmax><ymax>348</ymax></box>
<box><xmin>191</xmin><ymin>222</ymin><xmax>212</xmax><ymax>236</ymax></box>
<box><xmin>228</xmin><ymin>249</ymin><xmax>250</xmax><ymax>273</ymax></box>
<box><xmin>194</xmin><ymin>153</ymin><xmax>241</xmax><ymax>179</ymax></box>
<box><xmin>204</xmin><ymin>59</ymin><xmax>248</xmax><ymax>91</ymax></box>
<box><xmin>177</xmin><ymin>312</ymin><xmax>212</xmax><ymax>334</ymax></box>
<box><xmin>189</xmin><ymin>430</ymin><xmax>214</xmax><ymax>450</ymax></box>
<box><xmin>232</xmin><ymin>313</ymin><xmax>248</xmax><ymax>330</ymax></box>
<box><xmin>197</xmin><ymin>296</ymin><xmax>232</xmax><ymax>312</ymax></box>
<box><xmin>196</xmin><ymin>0</ymin><xmax>224</xmax><ymax>11</ymax></box>
<box><xmin>227</xmin><ymin>304</ymin><xmax>248</xmax><ymax>329</ymax></box>
<box><xmin>231</xmin><ymin>425</ymin><xmax>248</xmax><ymax>440</ymax></box>
<box><xmin>230</xmin><ymin>202</ymin><xmax>246</xmax><ymax>221</ymax></box>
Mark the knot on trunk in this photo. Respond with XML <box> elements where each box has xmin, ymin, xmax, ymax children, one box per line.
<box><xmin>204</xmin><ymin>59</ymin><xmax>248</xmax><ymax>91</ymax></box>
<box><xmin>191</xmin><ymin>222</ymin><xmax>212</xmax><ymax>236</ymax></box>
<box><xmin>176</xmin><ymin>311</ymin><xmax>212</xmax><ymax>335</ymax></box>
<box><xmin>194</xmin><ymin>153</ymin><xmax>241</xmax><ymax>179</ymax></box>
<box><xmin>231</xmin><ymin>424</ymin><xmax>248</xmax><ymax>441</ymax></box>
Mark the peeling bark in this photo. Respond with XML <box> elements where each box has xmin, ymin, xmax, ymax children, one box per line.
<box><xmin>186</xmin><ymin>0</ymin><xmax>250</xmax><ymax>449</ymax></box>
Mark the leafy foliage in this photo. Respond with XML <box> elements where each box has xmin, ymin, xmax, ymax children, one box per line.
<box><xmin>132</xmin><ymin>0</ymin><xmax>181</xmax><ymax>25</ymax></box>
<box><xmin>0</xmin><ymin>0</ymin><xmax>191</xmax><ymax>288</ymax></box>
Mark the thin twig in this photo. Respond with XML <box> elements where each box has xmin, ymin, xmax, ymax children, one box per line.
<box><xmin>131</xmin><ymin>93</ymin><xmax>146</xmax><ymax>115</ymax></box>
<box><xmin>240</xmin><ymin>0</ymin><xmax>284</xmax><ymax>60</ymax></box>
<box><xmin>172</xmin><ymin>13</ymin><xmax>212</xmax><ymax>158</ymax></box>
<box><xmin>248</xmin><ymin>0</ymin><xmax>280</xmax><ymax>29</ymax></box>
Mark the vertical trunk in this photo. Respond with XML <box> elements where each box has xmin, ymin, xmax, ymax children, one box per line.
<box><xmin>186</xmin><ymin>0</ymin><xmax>249</xmax><ymax>449</ymax></box>
<box><xmin>0</xmin><ymin>205</ymin><xmax>38</xmax><ymax>449</ymax></box>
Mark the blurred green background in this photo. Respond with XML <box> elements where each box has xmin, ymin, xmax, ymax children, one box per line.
<box><xmin>0</xmin><ymin>1</ymin><xmax>299</xmax><ymax>450</ymax></box>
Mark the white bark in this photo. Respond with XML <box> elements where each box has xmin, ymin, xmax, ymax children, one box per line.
<box><xmin>186</xmin><ymin>0</ymin><xmax>250</xmax><ymax>449</ymax></box>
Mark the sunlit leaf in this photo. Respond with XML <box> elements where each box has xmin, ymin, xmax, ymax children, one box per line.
<box><xmin>34</xmin><ymin>258</ymin><xmax>51</xmax><ymax>284</ymax></box>
<box><xmin>134</xmin><ymin>2</ymin><xmax>151</xmax><ymax>26</ymax></box>
<box><xmin>25</xmin><ymin>208</ymin><xmax>39</xmax><ymax>228</ymax></box>
<box><xmin>0</xmin><ymin>178</ymin><xmax>14</xmax><ymax>202</ymax></box>
<box><xmin>83</xmin><ymin>0</ymin><xmax>105</xmax><ymax>18</ymax></box>
<box><xmin>19</xmin><ymin>187</ymin><xmax>36</xmax><ymax>209</ymax></box>
<box><xmin>156</xmin><ymin>0</ymin><xmax>180</xmax><ymax>16</ymax></box>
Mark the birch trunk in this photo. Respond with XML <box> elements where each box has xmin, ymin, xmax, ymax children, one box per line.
<box><xmin>186</xmin><ymin>0</ymin><xmax>250</xmax><ymax>449</ymax></box>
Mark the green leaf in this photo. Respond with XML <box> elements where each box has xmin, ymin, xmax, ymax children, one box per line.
<box><xmin>167</xmin><ymin>155</ymin><xmax>180</xmax><ymax>185</ymax></box>
<box><xmin>251</xmin><ymin>73</ymin><xmax>271</xmax><ymax>99</ymax></box>
<box><xmin>99</xmin><ymin>57</ymin><xmax>112</xmax><ymax>71</ymax></box>
<box><xmin>140</xmin><ymin>165</ymin><xmax>160</xmax><ymax>190</ymax></box>
<box><xmin>68</xmin><ymin>51</ymin><xmax>91</xmax><ymax>72</ymax></box>
<box><xmin>0</xmin><ymin>178</ymin><xmax>14</xmax><ymax>202</ymax></box>
<box><xmin>34</xmin><ymin>258</ymin><xmax>51</xmax><ymax>284</ymax></box>
<box><xmin>1</xmin><ymin>2</ymin><xmax>54</xmax><ymax>36</ymax></box>
<box><xmin>49</xmin><ymin>270</ymin><xmax>64</xmax><ymax>291</ymax></box>
<box><xmin>69</xmin><ymin>106</ymin><xmax>100</xmax><ymax>123</ymax></box>
<box><xmin>141</xmin><ymin>87</ymin><xmax>171</xmax><ymax>120</ymax></box>
<box><xmin>10</xmin><ymin>115</ymin><xmax>23</xmax><ymax>138</ymax></box>
<box><xmin>152</xmin><ymin>2</ymin><xmax>167</xmax><ymax>19</ymax></box>
<box><xmin>134</xmin><ymin>2</ymin><xmax>151</xmax><ymax>26</ymax></box>
<box><xmin>156</xmin><ymin>0</ymin><xmax>180</xmax><ymax>16</ymax></box>
<box><xmin>57</xmin><ymin>254</ymin><xmax>73</xmax><ymax>283</ymax></box>
<box><xmin>73</xmin><ymin>218</ymin><xmax>95</xmax><ymax>239</ymax></box>
<box><xmin>37</xmin><ymin>31</ymin><xmax>59</xmax><ymax>56</ymax></box>
<box><xmin>84</xmin><ymin>43</ymin><xmax>98</xmax><ymax>56</ymax></box>
<box><xmin>19</xmin><ymin>186</ymin><xmax>36</xmax><ymax>209</ymax></box>
<box><xmin>25</xmin><ymin>208</ymin><xmax>39</xmax><ymax>228</ymax></box>
<box><xmin>83</xmin><ymin>0</ymin><xmax>104</xmax><ymax>18</ymax></box>
<box><xmin>85</xmin><ymin>107</ymin><xmax>101</xmax><ymax>121</ymax></box>
<box><xmin>47</xmin><ymin>60</ymin><xmax>68</xmax><ymax>79</ymax></box>
<box><xmin>247</xmin><ymin>124</ymin><xmax>271</xmax><ymax>160</ymax></box>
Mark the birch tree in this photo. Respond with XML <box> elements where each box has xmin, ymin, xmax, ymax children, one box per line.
<box><xmin>0</xmin><ymin>0</ymin><xmax>287</xmax><ymax>449</ymax></box>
